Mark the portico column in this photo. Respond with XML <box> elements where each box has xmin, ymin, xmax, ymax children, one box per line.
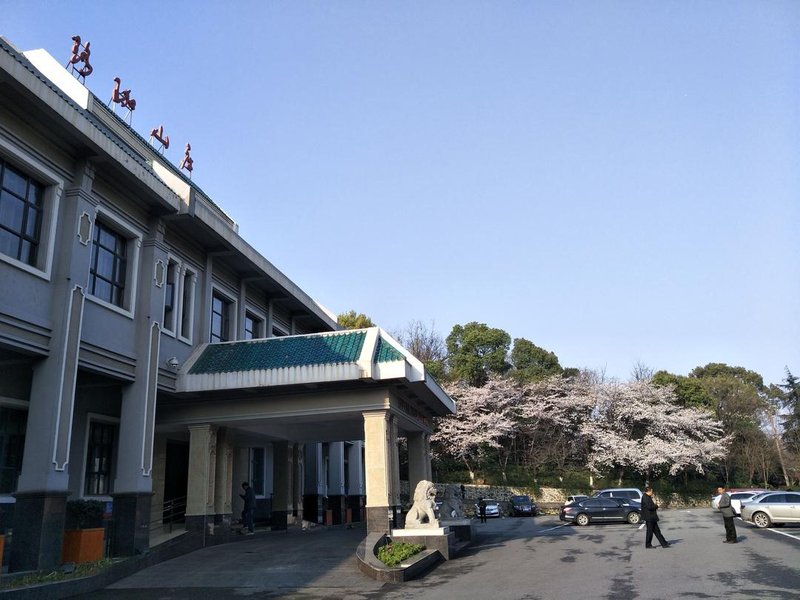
<box><xmin>272</xmin><ymin>441</ymin><xmax>289</xmax><ymax>530</ymax></box>
<box><xmin>213</xmin><ymin>427</ymin><xmax>233</xmax><ymax>527</ymax></box>
<box><xmin>407</xmin><ymin>432</ymin><xmax>432</xmax><ymax>493</ymax></box>
<box><xmin>185</xmin><ymin>424</ymin><xmax>217</xmax><ymax>531</ymax></box>
<box><xmin>363</xmin><ymin>410</ymin><xmax>399</xmax><ymax>533</ymax></box>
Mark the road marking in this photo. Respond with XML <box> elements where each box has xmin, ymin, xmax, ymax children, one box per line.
<box><xmin>758</xmin><ymin>527</ymin><xmax>800</xmax><ymax>542</ymax></box>
<box><xmin>537</xmin><ymin>523</ymin><xmax>571</xmax><ymax>533</ymax></box>
<box><xmin>638</xmin><ymin>523</ymin><xmax>645</xmax><ymax>530</ymax></box>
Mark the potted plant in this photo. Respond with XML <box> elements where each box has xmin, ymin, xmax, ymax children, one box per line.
<box><xmin>62</xmin><ymin>499</ymin><xmax>106</xmax><ymax>564</ymax></box>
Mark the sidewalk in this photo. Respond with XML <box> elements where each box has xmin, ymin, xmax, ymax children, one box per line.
<box><xmin>83</xmin><ymin>523</ymin><xmax>383</xmax><ymax>598</ymax></box>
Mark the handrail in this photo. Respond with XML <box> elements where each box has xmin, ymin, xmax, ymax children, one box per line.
<box><xmin>152</xmin><ymin>495</ymin><xmax>187</xmax><ymax>533</ymax></box>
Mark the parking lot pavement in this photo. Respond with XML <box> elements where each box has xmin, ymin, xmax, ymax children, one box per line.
<box><xmin>77</xmin><ymin>511</ymin><xmax>800</xmax><ymax>600</ymax></box>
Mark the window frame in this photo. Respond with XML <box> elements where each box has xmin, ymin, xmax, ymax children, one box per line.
<box><xmin>210</xmin><ymin>287</ymin><xmax>236</xmax><ymax>343</ymax></box>
<box><xmin>0</xmin><ymin>137</ymin><xmax>63</xmax><ymax>280</ymax></box>
<box><xmin>0</xmin><ymin>399</ymin><xmax>28</xmax><ymax>499</ymax></box>
<box><xmin>80</xmin><ymin>413</ymin><xmax>119</xmax><ymax>500</ymax></box>
<box><xmin>243</xmin><ymin>307</ymin><xmax>265</xmax><ymax>340</ymax></box>
<box><xmin>161</xmin><ymin>257</ymin><xmax>180</xmax><ymax>336</ymax></box>
<box><xmin>177</xmin><ymin>265</ymin><xmax>197</xmax><ymax>344</ymax></box>
<box><xmin>85</xmin><ymin>207</ymin><xmax>141</xmax><ymax>318</ymax></box>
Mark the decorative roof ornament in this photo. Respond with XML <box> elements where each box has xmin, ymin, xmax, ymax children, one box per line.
<box><xmin>109</xmin><ymin>76</ymin><xmax>136</xmax><ymax>124</ymax></box>
<box><xmin>149</xmin><ymin>125</ymin><xmax>170</xmax><ymax>154</ymax></box>
<box><xmin>179</xmin><ymin>143</ymin><xmax>193</xmax><ymax>177</ymax></box>
<box><xmin>65</xmin><ymin>35</ymin><xmax>93</xmax><ymax>83</ymax></box>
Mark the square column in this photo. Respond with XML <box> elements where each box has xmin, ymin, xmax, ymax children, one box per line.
<box><xmin>407</xmin><ymin>432</ymin><xmax>432</xmax><ymax>493</ymax></box>
<box><xmin>327</xmin><ymin>442</ymin><xmax>345</xmax><ymax>524</ymax></box>
<box><xmin>185</xmin><ymin>424</ymin><xmax>217</xmax><ymax>531</ymax></box>
<box><xmin>213</xmin><ymin>427</ymin><xmax>233</xmax><ymax>527</ymax></box>
<box><xmin>362</xmin><ymin>410</ymin><xmax>399</xmax><ymax>533</ymax></box>
<box><xmin>272</xmin><ymin>441</ymin><xmax>289</xmax><ymax>530</ymax></box>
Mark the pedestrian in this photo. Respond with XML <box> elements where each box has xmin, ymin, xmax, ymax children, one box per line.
<box><xmin>716</xmin><ymin>485</ymin><xmax>737</xmax><ymax>543</ymax></box>
<box><xmin>460</xmin><ymin>483</ymin><xmax>466</xmax><ymax>499</ymax></box>
<box><xmin>240</xmin><ymin>481</ymin><xmax>256</xmax><ymax>534</ymax></box>
<box><xmin>640</xmin><ymin>486</ymin><xmax>670</xmax><ymax>549</ymax></box>
<box><xmin>479</xmin><ymin>498</ymin><xmax>487</xmax><ymax>523</ymax></box>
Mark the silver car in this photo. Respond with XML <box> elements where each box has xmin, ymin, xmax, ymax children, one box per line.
<box><xmin>711</xmin><ymin>490</ymin><xmax>767</xmax><ymax>516</ymax></box>
<box><xmin>740</xmin><ymin>491</ymin><xmax>800</xmax><ymax>528</ymax></box>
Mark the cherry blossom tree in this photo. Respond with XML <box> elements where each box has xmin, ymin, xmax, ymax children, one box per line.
<box><xmin>582</xmin><ymin>379</ymin><xmax>731</xmax><ymax>480</ymax></box>
<box><xmin>433</xmin><ymin>378</ymin><xmax>517</xmax><ymax>481</ymax></box>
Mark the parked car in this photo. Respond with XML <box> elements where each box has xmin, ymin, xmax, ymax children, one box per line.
<box><xmin>565</xmin><ymin>494</ymin><xmax>588</xmax><ymax>505</ymax></box>
<box><xmin>592</xmin><ymin>488</ymin><xmax>643</xmax><ymax>504</ymax></box>
<box><xmin>711</xmin><ymin>490</ymin><xmax>767</xmax><ymax>516</ymax></box>
<box><xmin>740</xmin><ymin>491</ymin><xmax>800</xmax><ymax>528</ymax></box>
<box><xmin>560</xmin><ymin>497</ymin><xmax>641</xmax><ymax>526</ymax></box>
<box><xmin>509</xmin><ymin>495</ymin><xmax>538</xmax><ymax>516</ymax></box>
<box><xmin>475</xmin><ymin>498</ymin><xmax>501</xmax><ymax>518</ymax></box>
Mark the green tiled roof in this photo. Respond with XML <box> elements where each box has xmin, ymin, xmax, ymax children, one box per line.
<box><xmin>374</xmin><ymin>337</ymin><xmax>404</xmax><ymax>362</ymax></box>
<box><xmin>188</xmin><ymin>331</ymin><xmax>367</xmax><ymax>375</ymax></box>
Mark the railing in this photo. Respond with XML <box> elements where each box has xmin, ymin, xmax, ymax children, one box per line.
<box><xmin>155</xmin><ymin>495</ymin><xmax>187</xmax><ymax>533</ymax></box>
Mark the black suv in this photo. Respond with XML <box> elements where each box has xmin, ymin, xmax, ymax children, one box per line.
<box><xmin>509</xmin><ymin>495</ymin><xmax>538</xmax><ymax>517</ymax></box>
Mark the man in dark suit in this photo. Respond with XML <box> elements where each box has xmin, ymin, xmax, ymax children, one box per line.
<box><xmin>641</xmin><ymin>486</ymin><xmax>670</xmax><ymax>548</ymax></box>
<box><xmin>717</xmin><ymin>485</ymin><xmax>738</xmax><ymax>543</ymax></box>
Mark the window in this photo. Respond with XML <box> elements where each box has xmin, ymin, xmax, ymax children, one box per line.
<box><xmin>179</xmin><ymin>267</ymin><xmax>196</xmax><ymax>341</ymax></box>
<box><xmin>210</xmin><ymin>292</ymin><xmax>232</xmax><ymax>342</ymax></box>
<box><xmin>84</xmin><ymin>421</ymin><xmax>115</xmax><ymax>496</ymax></box>
<box><xmin>0</xmin><ymin>407</ymin><xmax>26</xmax><ymax>494</ymax></box>
<box><xmin>89</xmin><ymin>221</ymin><xmax>127</xmax><ymax>307</ymax></box>
<box><xmin>251</xmin><ymin>448</ymin><xmax>265</xmax><ymax>496</ymax></box>
<box><xmin>0</xmin><ymin>157</ymin><xmax>43</xmax><ymax>266</ymax></box>
<box><xmin>162</xmin><ymin>259</ymin><xmax>179</xmax><ymax>333</ymax></box>
<box><xmin>244</xmin><ymin>312</ymin><xmax>262</xmax><ymax>340</ymax></box>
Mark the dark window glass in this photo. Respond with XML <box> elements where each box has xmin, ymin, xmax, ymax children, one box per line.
<box><xmin>0</xmin><ymin>407</ymin><xmax>26</xmax><ymax>494</ymax></box>
<box><xmin>210</xmin><ymin>294</ymin><xmax>230</xmax><ymax>342</ymax></box>
<box><xmin>0</xmin><ymin>158</ymin><xmax>43</xmax><ymax>266</ymax></box>
<box><xmin>180</xmin><ymin>270</ymin><xmax>194</xmax><ymax>338</ymax></box>
<box><xmin>89</xmin><ymin>221</ymin><xmax>127</xmax><ymax>306</ymax></box>
<box><xmin>251</xmin><ymin>448</ymin><xmax>265</xmax><ymax>495</ymax></box>
<box><xmin>85</xmin><ymin>421</ymin><xmax>115</xmax><ymax>496</ymax></box>
<box><xmin>244</xmin><ymin>313</ymin><xmax>261</xmax><ymax>340</ymax></box>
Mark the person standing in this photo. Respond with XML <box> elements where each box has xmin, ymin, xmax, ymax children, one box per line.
<box><xmin>240</xmin><ymin>481</ymin><xmax>256</xmax><ymax>535</ymax></box>
<box><xmin>479</xmin><ymin>498</ymin><xmax>487</xmax><ymax>523</ymax></box>
<box><xmin>717</xmin><ymin>485</ymin><xmax>737</xmax><ymax>543</ymax></box>
<box><xmin>640</xmin><ymin>487</ymin><xmax>670</xmax><ymax>548</ymax></box>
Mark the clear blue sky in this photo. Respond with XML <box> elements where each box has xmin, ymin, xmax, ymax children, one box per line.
<box><xmin>4</xmin><ymin>1</ymin><xmax>798</xmax><ymax>386</ymax></box>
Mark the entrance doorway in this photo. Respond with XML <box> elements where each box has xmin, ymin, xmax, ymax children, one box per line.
<box><xmin>163</xmin><ymin>440</ymin><xmax>189</xmax><ymax>524</ymax></box>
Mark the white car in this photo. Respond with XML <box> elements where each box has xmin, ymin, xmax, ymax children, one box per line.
<box><xmin>740</xmin><ymin>491</ymin><xmax>800</xmax><ymax>528</ymax></box>
<box><xmin>711</xmin><ymin>490</ymin><xmax>767</xmax><ymax>516</ymax></box>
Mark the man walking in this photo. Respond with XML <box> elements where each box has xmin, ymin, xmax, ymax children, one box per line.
<box><xmin>641</xmin><ymin>486</ymin><xmax>670</xmax><ymax>549</ymax></box>
<box><xmin>240</xmin><ymin>481</ymin><xmax>256</xmax><ymax>535</ymax></box>
<box><xmin>717</xmin><ymin>485</ymin><xmax>737</xmax><ymax>543</ymax></box>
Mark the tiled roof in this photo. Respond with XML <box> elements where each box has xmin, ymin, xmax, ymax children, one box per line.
<box><xmin>374</xmin><ymin>337</ymin><xmax>404</xmax><ymax>362</ymax></box>
<box><xmin>188</xmin><ymin>331</ymin><xmax>367</xmax><ymax>375</ymax></box>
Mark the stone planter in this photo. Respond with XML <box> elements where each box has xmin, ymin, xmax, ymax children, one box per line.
<box><xmin>62</xmin><ymin>527</ymin><xmax>105</xmax><ymax>564</ymax></box>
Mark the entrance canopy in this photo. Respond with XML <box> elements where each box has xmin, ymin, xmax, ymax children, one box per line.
<box><xmin>161</xmin><ymin>328</ymin><xmax>455</xmax><ymax>442</ymax></box>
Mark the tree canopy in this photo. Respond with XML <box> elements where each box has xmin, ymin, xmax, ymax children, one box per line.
<box><xmin>337</xmin><ymin>310</ymin><xmax>375</xmax><ymax>330</ymax></box>
<box><xmin>445</xmin><ymin>322</ymin><xmax>511</xmax><ymax>386</ymax></box>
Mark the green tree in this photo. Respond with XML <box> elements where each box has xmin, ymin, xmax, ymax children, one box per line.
<box><xmin>445</xmin><ymin>322</ymin><xmax>511</xmax><ymax>387</ymax></box>
<box><xmin>509</xmin><ymin>338</ymin><xmax>562</xmax><ymax>382</ymax></box>
<box><xmin>651</xmin><ymin>371</ymin><xmax>715</xmax><ymax>409</ymax></box>
<box><xmin>337</xmin><ymin>310</ymin><xmax>375</xmax><ymax>330</ymax></box>
<box><xmin>780</xmin><ymin>368</ymin><xmax>800</xmax><ymax>451</ymax></box>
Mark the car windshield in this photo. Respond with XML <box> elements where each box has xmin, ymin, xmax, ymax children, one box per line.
<box><xmin>512</xmin><ymin>496</ymin><xmax>530</xmax><ymax>503</ymax></box>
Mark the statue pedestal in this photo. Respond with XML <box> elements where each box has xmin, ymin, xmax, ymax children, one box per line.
<box><xmin>390</xmin><ymin>526</ymin><xmax>457</xmax><ymax>560</ymax></box>
<box><xmin>439</xmin><ymin>518</ymin><xmax>474</xmax><ymax>542</ymax></box>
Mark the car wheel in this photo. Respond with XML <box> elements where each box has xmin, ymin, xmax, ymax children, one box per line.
<box><xmin>752</xmin><ymin>512</ymin><xmax>772</xmax><ymax>528</ymax></box>
<box><xmin>576</xmin><ymin>513</ymin><xmax>590</xmax><ymax>526</ymax></box>
<box><xmin>627</xmin><ymin>511</ymin><xmax>641</xmax><ymax>525</ymax></box>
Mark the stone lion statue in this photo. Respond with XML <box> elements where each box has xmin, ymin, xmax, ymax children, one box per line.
<box><xmin>438</xmin><ymin>484</ymin><xmax>465</xmax><ymax>520</ymax></box>
<box><xmin>405</xmin><ymin>479</ymin><xmax>439</xmax><ymax>528</ymax></box>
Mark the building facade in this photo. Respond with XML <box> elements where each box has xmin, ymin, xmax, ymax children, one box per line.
<box><xmin>0</xmin><ymin>38</ymin><xmax>453</xmax><ymax>573</ymax></box>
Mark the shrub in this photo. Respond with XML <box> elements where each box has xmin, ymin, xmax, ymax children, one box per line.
<box><xmin>65</xmin><ymin>499</ymin><xmax>105</xmax><ymax>529</ymax></box>
<box><xmin>376</xmin><ymin>541</ymin><xmax>425</xmax><ymax>567</ymax></box>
